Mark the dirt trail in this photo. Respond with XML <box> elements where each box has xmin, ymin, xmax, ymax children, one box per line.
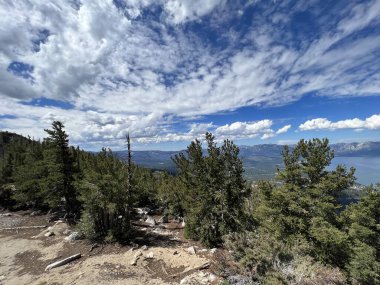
<box><xmin>0</xmin><ymin>213</ymin><xmax>217</xmax><ymax>285</ymax></box>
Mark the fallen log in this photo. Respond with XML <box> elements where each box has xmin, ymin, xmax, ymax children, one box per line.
<box><xmin>169</xmin><ymin>262</ymin><xmax>210</xmax><ymax>278</ymax></box>
<box><xmin>0</xmin><ymin>225</ymin><xmax>47</xmax><ymax>230</ymax></box>
<box><xmin>45</xmin><ymin>253</ymin><xmax>81</xmax><ymax>271</ymax></box>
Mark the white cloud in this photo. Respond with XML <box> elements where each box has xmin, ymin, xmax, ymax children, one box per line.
<box><xmin>299</xmin><ymin>115</ymin><xmax>380</xmax><ymax>131</ymax></box>
<box><xmin>215</xmin><ymin>120</ymin><xmax>274</xmax><ymax>140</ymax></box>
<box><xmin>0</xmin><ymin>0</ymin><xmax>379</xmax><ymax>148</ymax></box>
<box><xmin>276</xmin><ymin>124</ymin><xmax>291</xmax><ymax>134</ymax></box>
<box><xmin>261</xmin><ymin>132</ymin><xmax>275</xmax><ymax>140</ymax></box>
<box><xmin>164</xmin><ymin>0</ymin><xmax>226</xmax><ymax>24</ymax></box>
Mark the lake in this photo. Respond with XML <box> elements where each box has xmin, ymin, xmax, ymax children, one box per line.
<box><xmin>329</xmin><ymin>157</ymin><xmax>380</xmax><ymax>185</ymax></box>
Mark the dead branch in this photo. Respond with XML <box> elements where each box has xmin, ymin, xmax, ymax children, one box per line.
<box><xmin>45</xmin><ymin>253</ymin><xmax>81</xmax><ymax>271</ymax></box>
<box><xmin>169</xmin><ymin>262</ymin><xmax>210</xmax><ymax>278</ymax></box>
<box><xmin>0</xmin><ymin>225</ymin><xmax>47</xmax><ymax>231</ymax></box>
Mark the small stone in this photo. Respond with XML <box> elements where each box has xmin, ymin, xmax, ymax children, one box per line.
<box><xmin>209</xmin><ymin>273</ymin><xmax>217</xmax><ymax>282</ymax></box>
<box><xmin>44</xmin><ymin>231</ymin><xmax>54</xmax><ymax>237</ymax></box>
<box><xmin>145</xmin><ymin>216</ymin><xmax>156</xmax><ymax>226</ymax></box>
<box><xmin>64</xmin><ymin>231</ymin><xmax>80</xmax><ymax>241</ymax></box>
<box><xmin>158</xmin><ymin>215</ymin><xmax>168</xmax><ymax>223</ymax></box>
<box><xmin>134</xmin><ymin>250</ymin><xmax>143</xmax><ymax>258</ymax></box>
<box><xmin>210</xmin><ymin>248</ymin><xmax>217</xmax><ymax>254</ymax></box>
<box><xmin>186</xmin><ymin>246</ymin><xmax>196</xmax><ymax>255</ymax></box>
<box><xmin>63</xmin><ymin>229</ymin><xmax>72</xmax><ymax>235</ymax></box>
<box><xmin>141</xmin><ymin>245</ymin><xmax>148</xmax><ymax>251</ymax></box>
<box><xmin>130</xmin><ymin>257</ymin><xmax>138</xmax><ymax>266</ymax></box>
<box><xmin>145</xmin><ymin>252</ymin><xmax>154</xmax><ymax>259</ymax></box>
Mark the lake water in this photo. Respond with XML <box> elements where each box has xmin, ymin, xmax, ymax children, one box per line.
<box><xmin>329</xmin><ymin>157</ymin><xmax>380</xmax><ymax>185</ymax></box>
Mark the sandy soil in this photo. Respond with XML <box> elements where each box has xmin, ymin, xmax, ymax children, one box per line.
<box><xmin>0</xmin><ymin>212</ymin><xmax>217</xmax><ymax>285</ymax></box>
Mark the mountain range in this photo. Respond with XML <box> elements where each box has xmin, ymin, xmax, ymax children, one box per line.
<box><xmin>116</xmin><ymin>142</ymin><xmax>380</xmax><ymax>181</ymax></box>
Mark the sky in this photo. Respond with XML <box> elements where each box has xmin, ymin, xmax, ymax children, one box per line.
<box><xmin>0</xmin><ymin>0</ymin><xmax>380</xmax><ymax>151</ymax></box>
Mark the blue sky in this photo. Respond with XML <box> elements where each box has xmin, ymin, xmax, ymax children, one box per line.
<box><xmin>0</xmin><ymin>0</ymin><xmax>379</xmax><ymax>150</ymax></box>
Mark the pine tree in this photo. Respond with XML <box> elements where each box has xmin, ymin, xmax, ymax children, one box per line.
<box><xmin>342</xmin><ymin>185</ymin><xmax>380</xmax><ymax>284</ymax></box>
<box><xmin>173</xmin><ymin>132</ymin><xmax>248</xmax><ymax>247</ymax></box>
<box><xmin>253</xmin><ymin>138</ymin><xmax>355</xmax><ymax>266</ymax></box>
<box><xmin>43</xmin><ymin>121</ymin><xmax>79</xmax><ymax>213</ymax></box>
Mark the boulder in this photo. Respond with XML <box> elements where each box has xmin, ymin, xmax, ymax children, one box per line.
<box><xmin>64</xmin><ymin>231</ymin><xmax>81</xmax><ymax>242</ymax></box>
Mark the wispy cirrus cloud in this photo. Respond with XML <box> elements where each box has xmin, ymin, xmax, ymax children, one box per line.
<box><xmin>0</xmin><ymin>0</ymin><xmax>379</xmax><ymax>148</ymax></box>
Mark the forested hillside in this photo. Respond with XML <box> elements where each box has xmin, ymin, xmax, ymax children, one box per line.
<box><xmin>1</xmin><ymin>123</ymin><xmax>379</xmax><ymax>284</ymax></box>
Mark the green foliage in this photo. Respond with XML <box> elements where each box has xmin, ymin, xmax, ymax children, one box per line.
<box><xmin>342</xmin><ymin>185</ymin><xmax>380</xmax><ymax>284</ymax></box>
<box><xmin>224</xmin><ymin>229</ymin><xmax>346</xmax><ymax>284</ymax></box>
<box><xmin>157</xmin><ymin>172</ymin><xmax>186</xmax><ymax>217</ymax></box>
<box><xmin>253</xmin><ymin>139</ymin><xmax>355</xmax><ymax>266</ymax></box>
<box><xmin>42</xmin><ymin>121</ymin><xmax>79</xmax><ymax>213</ymax></box>
<box><xmin>226</xmin><ymin>138</ymin><xmax>366</xmax><ymax>283</ymax></box>
<box><xmin>78</xmin><ymin>149</ymin><xmax>131</xmax><ymax>241</ymax></box>
<box><xmin>130</xmin><ymin>166</ymin><xmax>159</xmax><ymax>207</ymax></box>
<box><xmin>173</xmin><ymin>132</ymin><xmax>249</xmax><ymax>247</ymax></box>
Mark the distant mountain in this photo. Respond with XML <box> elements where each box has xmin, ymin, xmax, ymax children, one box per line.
<box><xmin>331</xmin><ymin>142</ymin><xmax>380</xmax><ymax>157</ymax></box>
<box><xmin>115</xmin><ymin>141</ymin><xmax>380</xmax><ymax>181</ymax></box>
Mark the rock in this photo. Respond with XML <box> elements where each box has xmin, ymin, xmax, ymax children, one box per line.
<box><xmin>63</xmin><ymin>229</ymin><xmax>72</xmax><ymax>235</ymax></box>
<box><xmin>131</xmin><ymin>250</ymin><xmax>143</xmax><ymax>266</ymax></box>
<box><xmin>134</xmin><ymin>250</ymin><xmax>143</xmax><ymax>258</ymax></box>
<box><xmin>47</xmin><ymin>221</ymin><xmax>70</xmax><ymax>236</ymax></box>
<box><xmin>227</xmin><ymin>274</ymin><xmax>252</xmax><ymax>285</ymax></box>
<box><xmin>30</xmin><ymin>211</ymin><xmax>41</xmax><ymax>216</ymax></box>
<box><xmin>145</xmin><ymin>216</ymin><xmax>156</xmax><ymax>226</ymax></box>
<box><xmin>130</xmin><ymin>257</ymin><xmax>138</xmax><ymax>266</ymax></box>
<box><xmin>44</xmin><ymin>231</ymin><xmax>54</xmax><ymax>237</ymax></box>
<box><xmin>209</xmin><ymin>273</ymin><xmax>217</xmax><ymax>282</ymax></box>
<box><xmin>145</xmin><ymin>252</ymin><xmax>154</xmax><ymax>259</ymax></box>
<box><xmin>210</xmin><ymin>248</ymin><xmax>217</xmax><ymax>254</ymax></box>
<box><xmin>141</xmin><ymin>245</ymin><xmax>148</xmax><ymax>251</ymax></box>
<box><xmin>64</xmin><ymin>231</ymin><xmax>81</xmax><ymax>242</ymax></box>
<box><xmin>158</xmin><ymin>215</ymin><xmax>168</xmax><ymax>223</ymax></box>
<box><xmin>134</xmin><ymin>207</ymin><xmax>151</xmax><ymax>215</ymax></box>
<box><xmin>186</xmin><ymin>246</ymin><xmax>196</xmax><ymax>255</ymax></box>
<box><xmin>180</xmin><ymin>272</ymin><xmax>216</xmax><ymax>285</ymax></box>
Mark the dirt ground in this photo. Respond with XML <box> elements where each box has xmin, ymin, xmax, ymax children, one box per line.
<box><xmin>0</xmin><ymin>211</ymin><xmax>220</xmax><ymax>285</ymax></box>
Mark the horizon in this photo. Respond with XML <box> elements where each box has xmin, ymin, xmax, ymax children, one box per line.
<box><xmin>3</xmin><ymin>129</ymin><xmax>380</xmax><ymax>152</ymax></box>
<box><xmin>0</xmin><ymin>0</ymin><xmax>379</xmax><ymax>150</ymax></box>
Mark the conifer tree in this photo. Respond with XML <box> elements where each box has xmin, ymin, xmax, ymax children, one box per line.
<box><xmin>173</xmin><ymin>132</ymin><xmax>248</xmax><ymax>247</ymax></box>
<box><xmin>253</xmin><ymin>138</ymin><xmax>355</xmax><ymax>266</ymax></box>
<box><xmin>43</xmin><ymin>121</ymin><xmax>79</xmax><ymax>213</ymax></box>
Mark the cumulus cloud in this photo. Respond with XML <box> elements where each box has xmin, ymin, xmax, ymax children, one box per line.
<box><xmin>299</xmin><ymin>115</ymin><xmax>380</xmax><ymax>131</ymax></box>
<box><xmin>215</xmin><ymin>120</ymin><xmax>274</xmax><ymax>139</ymax></box>
<box><xmin>276</xmin><ymin>125</ymin><xmax>291</xmax><ymax>134</ymax></box>
<box><xmin>0</xmin><ymin>0</ymin><xmax>379</xmax><ymax>148</ymax></box>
